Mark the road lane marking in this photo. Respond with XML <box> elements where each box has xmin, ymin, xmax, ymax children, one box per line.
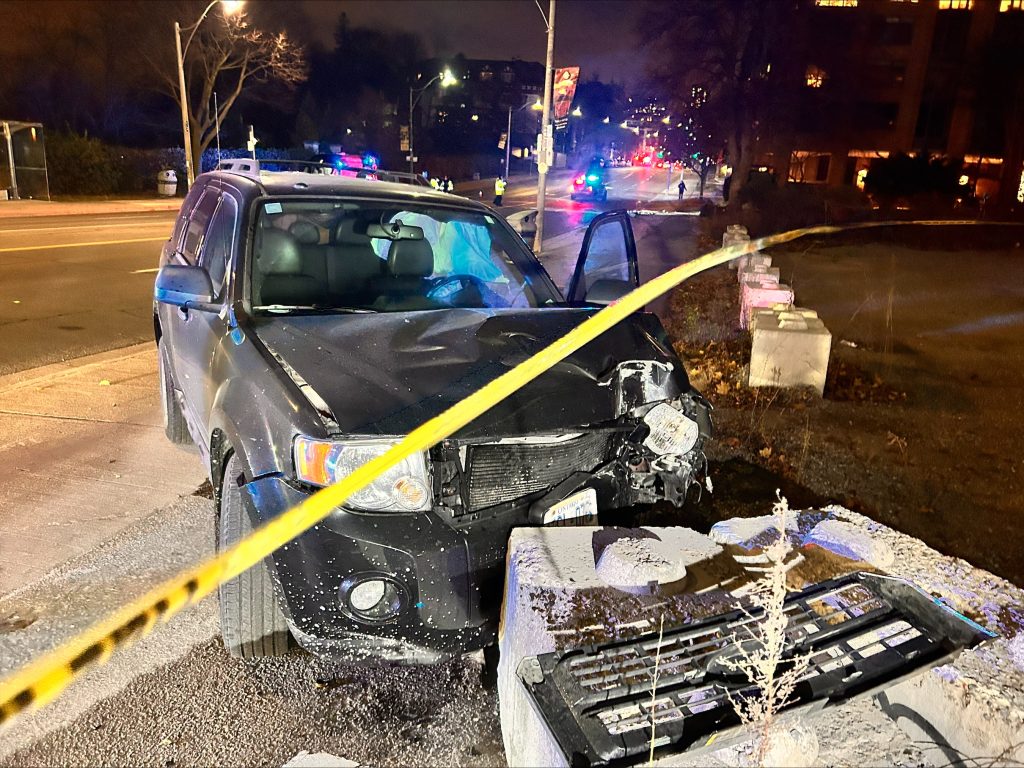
<box><xmin>0</xmin><ymin>219</ymin><xmax>173</xmax><ymax>235</ymax></box>
<box><xmin>0</xmin><ymin>237</ymin><xmax>165</xmax><ymax>254</ymax></box>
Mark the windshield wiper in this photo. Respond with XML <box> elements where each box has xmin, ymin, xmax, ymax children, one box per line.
<box><xmin>254</xmin><ymin>304</ymin><xmax>377</xmax><ymax>314</ymax></box>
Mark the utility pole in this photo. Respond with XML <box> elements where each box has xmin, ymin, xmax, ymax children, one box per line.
<box><xmin>505</xmin><ymin>106</ymin><xmax>513</xmax><ymax>177</ymax></box>
<box><xmin>533</xmin><ymin>0</ymin><xmax>555</xmax><ymax>255</ymax></box>
<box><xmin>174</xmin><ymin>21</ymin><xmax>194</xmax><ymax>186</ymax></box>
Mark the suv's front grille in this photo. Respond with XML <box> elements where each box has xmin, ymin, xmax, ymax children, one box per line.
<box><xmin>520</xmin><ymin>572</ymin><xmax>993</xmax><ymax>765</ymax></box>
<box><xmin>464</xmin><ymin>432</ymin><xmax>611</xmax><ymax>512</ymax></box>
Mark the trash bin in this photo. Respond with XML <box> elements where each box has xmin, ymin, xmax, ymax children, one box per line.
<box><xmin>157</xmin><ymin>170</ymin><xmax>178</xmax><ymax>197</ymax></box>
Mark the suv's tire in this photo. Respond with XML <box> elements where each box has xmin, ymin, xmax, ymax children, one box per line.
<box><xmin>217</xmin><ymin>452</ymin><xmax>292</xmax><ymax>658</ymax></box>
<box><xmin>158</xmin><ymin>340</ymin><xmax>192</xmax><ymax>445</ymax></box>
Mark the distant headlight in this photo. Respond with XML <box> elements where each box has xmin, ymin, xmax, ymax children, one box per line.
<box><xmin>292</xmin><ymin>436</ymin><xmax>431</xmax><ymax>512</ymax></box>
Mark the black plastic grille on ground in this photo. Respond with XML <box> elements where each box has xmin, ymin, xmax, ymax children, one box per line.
<box><xmin>520</xmin><ymin>572</ymin><xmax>994</xmax><ymax>766</ymax></box>
<box><xmin>464</xmin><ymin>432</ymin><xmax>610</xmax><ymax>511</ymax></box>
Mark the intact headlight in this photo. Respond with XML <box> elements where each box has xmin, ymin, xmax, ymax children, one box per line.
<box><xmin>293</xmin><ymin>436</ymin><xmax>431</xmax><ymax>512</ymax></box>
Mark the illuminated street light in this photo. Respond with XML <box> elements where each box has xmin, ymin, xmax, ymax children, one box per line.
<box><xmin>602</xmin><ymin>116</ymin><xmax>610</xmax><ymax>124</ymax></box>
<box><xmin>175</xmin><ymin>0</ymin><xmax>245</xmax><ymax>185</ymax></box>
<box><xmin>532</xmin><ymin>99</ymin><xmax>544</xmax><ymax>111</ymax></box>
<box><xmin>571</xmin><ymin>106</ymin><xmax>583</xmax><ymax>117</ymax></box>
<box><xmin>620</xmin><ymin>121</ymin><xmax>629</xmax><ymax>129</ymax></box>
<box><xmin>471</xmin><ymin>114</ymin><xmax>479</xmax><ymax>122</ymax></box>
<box><xmin>408</xmin><ymin>68</ymin><xmax>459</xmax><ymax>174</ymax></box>
<box><xmin>661</xmin><ymin>116</ymin><xmax>671</xmax><ymax>124</ymax></box>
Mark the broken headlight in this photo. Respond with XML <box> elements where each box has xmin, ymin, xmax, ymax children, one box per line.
<box><xmin>292</xmin><ymin>436</ymin><xmax>431</xmax><ymax>512</ymax></box>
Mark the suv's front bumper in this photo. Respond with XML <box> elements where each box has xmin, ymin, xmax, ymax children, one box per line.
<box><xmin>241</xmin><ymin>475</ymin><xmax>519</xmax><ymax>663</ymax></box>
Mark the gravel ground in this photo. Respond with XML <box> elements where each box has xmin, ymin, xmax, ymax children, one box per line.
<box><xmin>4</xmin><ymin>641</ymin><xmax>503</xmax><ymax>768</ymax></box>
<box><xmin>0</xmin><ymin>494</ymin><xmax>504</xmax><ymax>768</ymax></box>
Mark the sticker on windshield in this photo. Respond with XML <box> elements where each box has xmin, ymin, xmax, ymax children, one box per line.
<box><xmin>264</xmin><ymin>202</ymin><xmax>283</xmax><ymax>214</ymax></box>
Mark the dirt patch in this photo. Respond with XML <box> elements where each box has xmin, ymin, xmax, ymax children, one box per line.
<box><xmin>661</xmin><ymin>228</ymin><xmax>1024</xmax><ymax>587</ymax></box>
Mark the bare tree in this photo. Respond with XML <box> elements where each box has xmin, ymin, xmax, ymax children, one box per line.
<box><xmin>148</xmin><ymin>2</ymin><xmax>306</xmax><ymax>171</ymax></box>
<box><xmin>642</xmin><ymin>0</ymin><xmax>800</xmax><ymax>200</ymax></box>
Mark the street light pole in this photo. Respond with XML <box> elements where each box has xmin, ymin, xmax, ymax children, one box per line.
<box><xmin>175</xmin><ymin>0</ymin><xmax>243</xmax><ymax>187</ymax></box>
<box><xmin>533</xmin><ymin>0</ymin><xmax>556</xmax><ymax>255</ymax></box>
<box><xmin>174</xmin><ymin>21</ymin><xmax>194</xmax><ymax>186</ymax></box>
<box><xmin>408</xmin><ymin>69</ymin><xmax>456</xmax><ymax>177</ymax></box>
<box><xmin>505</xmin><ymin>106</ymin><xmax>512</xmax><ymax>177</ymax></box>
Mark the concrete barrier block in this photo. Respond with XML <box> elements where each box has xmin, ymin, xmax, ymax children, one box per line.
<box><xmin>739</xmin><ymin>265</ymin><xmax>781</xmax><ymax>286</ymax></box>
<box><xmin>737</xmin><ymin>253</ymin><xmax>772</xmax><ymax>276</ymax></box>
<box><xmin>749</xmin><ymin>306</ymin><xmax>831</xmax><ymax>394</ymax></box>
<box><xmin>498</xmin><ymin>526</ymin><xmax>722</xmax><ymax>767</ymax></box>
<box><xmin>740</xmin><ymin>282</ymin><xmax>795</xmax><ymax>328</ymax></box>
<box><xmin>723</xmin><ymin>225</ymin><xmax>750</xmax><ymax>269</ymax></box>
<box><xmin>506</xmin><ymin>209</ymin><xmax>538</xmax><ymax>237</ymax></box>
<box><xmin>496</xmin><ymin>510</ymin><xmax>1024</xmax><ymax>767</ymax></box>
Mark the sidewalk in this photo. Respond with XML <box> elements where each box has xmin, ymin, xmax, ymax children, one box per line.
<box><xmin>0</xmin><ymin>343</ymin><xmax>205</xmax><ymax>596</ymax></box>
<box><xmin>0</xmin><ymin>198</ymin><xmax>183</xmax><ymax>219</ymax></box>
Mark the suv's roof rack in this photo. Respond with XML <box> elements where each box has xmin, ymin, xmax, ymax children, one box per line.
<box><xmin>214</xmin><ymin>159</ymin><xmax>431</xmax><ymax>187</ymax></box>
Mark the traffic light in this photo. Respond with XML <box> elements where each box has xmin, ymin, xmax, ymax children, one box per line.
<box><xmin>656</xmin><ymin>150</ymin><xmax>664</xmax><ymax>159</ymax></box>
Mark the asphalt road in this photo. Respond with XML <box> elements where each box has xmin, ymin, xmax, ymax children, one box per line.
<box><xmin>0</xmin><ymin>213</ymin><xmax>173</xmax><ymax>375</ymax></box>
<box><xmin>0</xmin><ymin>166</ymin><xmax>716</xmax><ymax>374</ymax></box>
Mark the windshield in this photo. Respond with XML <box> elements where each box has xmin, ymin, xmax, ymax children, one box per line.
<box><xmin>249</xmin><ymin>198</ymin><xmax>559</xmax><ymax>313</ymax></box>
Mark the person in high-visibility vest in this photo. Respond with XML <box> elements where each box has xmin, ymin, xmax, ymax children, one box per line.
<box><xmin>429</xmin><ymin>176</ymin><xmax>440</xmax><ymax>190</ymax></box>
<box><xmin>493</xmin><ymin>176</ymin><xmax>507</xmax><ymax>206</ymax></box>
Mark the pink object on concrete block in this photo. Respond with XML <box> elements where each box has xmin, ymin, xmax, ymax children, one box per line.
<box><xmin>741</xmin><ymin>281</ymin><xmax>794</xmax><ymax>328</ymax></box>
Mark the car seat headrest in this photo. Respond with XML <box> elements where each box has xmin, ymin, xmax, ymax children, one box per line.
<box><xmin>289</xmin><ymin>220</ymin><xmax>321</xmax><ymax>245</ymax></box>
<box><xmin>258</xmin><ymin>229</ymin><xmax>302</xmax><ymax>274</ymax></box>
<box><xmin>388</xmin><ymin>239</ymin><xmax>434</xmax><ymax>278</ymax></box>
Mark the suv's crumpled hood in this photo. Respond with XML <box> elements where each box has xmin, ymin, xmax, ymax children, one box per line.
<box><xmin>250</xmin><ymin>307</ymin><xmax>686</xmax><ymax>438</ymax></box>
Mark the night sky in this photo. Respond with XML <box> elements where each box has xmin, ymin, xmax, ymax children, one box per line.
<box><xmin>285</xmin><ymin>0</ymin><xmax>649</xmax><ymax>87</ymax></box>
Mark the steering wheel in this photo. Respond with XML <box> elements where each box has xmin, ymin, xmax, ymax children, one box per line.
<box><xmin>426</xmin><ymin>274</ymin><xmax>490</xmax><ymax>303</ymax></box>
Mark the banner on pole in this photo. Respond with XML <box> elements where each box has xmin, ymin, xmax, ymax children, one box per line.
<box><xmin>552</xmin><ymin>67</ymin><xmax>580</xmax><ymax>122</ymax></box>
<box><xmin>399</xmin><ymin>126</ymin><xmax>410</xmax><ymax>152</ymax></box>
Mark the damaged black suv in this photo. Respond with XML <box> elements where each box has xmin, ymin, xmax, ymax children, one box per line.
<box><xmin>154</xmin><ymin>163</ymin><xmax>711</xmax><ymax>662</ymax></box>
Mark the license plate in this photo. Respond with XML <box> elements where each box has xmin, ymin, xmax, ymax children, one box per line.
<box><xmin>543</xmin><ymin>488</ymin><xmax>598</xmax><ymax>526</ymax></box>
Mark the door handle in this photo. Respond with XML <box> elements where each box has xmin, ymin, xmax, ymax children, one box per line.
<box><xmin>177</xmin><ymin>305</ymin><xmax>189</xmax><ymax>321</ymax></box>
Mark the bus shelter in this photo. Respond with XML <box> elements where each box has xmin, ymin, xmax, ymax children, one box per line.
<box><xmin>1</xmin><ymin>120</ymin><xmax>50</xmax><ymax>201</ymax></box>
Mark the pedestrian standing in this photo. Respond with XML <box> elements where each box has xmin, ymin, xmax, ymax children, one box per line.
<box><xmin>493</xmin><ymin>176</ymin><xmax>507</xmax><ymax>206</ymax></box>
<box><xmin>678</xmin><ymin>177</ymin><xmax>687</xmax><ymax>199</ymax></box>
<box><xmin>443</xmin><ymin>176</ymin><xmax>454</xmax><ymax>193</ymax></box>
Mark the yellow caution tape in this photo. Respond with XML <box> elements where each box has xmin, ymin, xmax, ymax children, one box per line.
<box><xmin>0</xmin><ymin>218</ymin><xmax>1008</xmax><ymax>726</ymax></box>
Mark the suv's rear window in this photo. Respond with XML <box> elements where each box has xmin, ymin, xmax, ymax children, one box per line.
<box><xmin>249</xmin><ymin>199</ymin><xmax>557</xmax><ymax>313</ymax></box>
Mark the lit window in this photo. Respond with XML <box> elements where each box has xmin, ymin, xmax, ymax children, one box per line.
<box><xmin>806</xmin><ymin>65</ymin><xmax>827</xmax><ymax>88</ymax></box>
<box><xmin>1017</xmin><ymin>168</ymin><xmax>1024</xmax><ymax>203</ymax></box>
<box><xmin>1000</xmin><ymin>0</ymin><xmax>1024</xmax><ymax>10</ymax></box>
<box><xmin>938</xmin><ymin>0</ymin><xmax>972</xmax><ymax>8</ymax></box>
<box><xmin>815</xmin><ymin>0</ymin><xmax>857</xmax><ymax>5</ymax></box>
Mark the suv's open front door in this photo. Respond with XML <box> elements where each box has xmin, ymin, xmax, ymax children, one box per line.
<box><xmin>566</xmin><ymin>211</ymin><xmax>639</xmax><ymax>304</ymax></box>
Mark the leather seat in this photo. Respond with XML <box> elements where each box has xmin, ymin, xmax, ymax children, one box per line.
<box><xmin>288</xmin><ymin>220</ymin><xmax>328</xmax><ymax>285</ymax></box>
<box><xmin>326</xmin><ymin>219</ymin><xmax>383</xmax><ymax>305</ymax></box>
<box><xmin>255</xmin><ymin>228</ymin><xmax>327</xmax><ymax>306</ymax></box>
<box><xmin>372</xmin><ymin>239</ymin><xmax>438</xmax><ymax>310</ymax></box>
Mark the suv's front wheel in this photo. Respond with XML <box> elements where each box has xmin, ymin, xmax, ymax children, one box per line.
<box><xmin>217</xmin><ymin>452</ymin><xmax>292</xmax><ymax>658</ymax></box>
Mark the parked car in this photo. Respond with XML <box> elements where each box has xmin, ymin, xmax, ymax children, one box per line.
<box><xmin>154</xmin><ymin>162</ymin><xmax>711</xmax><ymax>662</ymax></box>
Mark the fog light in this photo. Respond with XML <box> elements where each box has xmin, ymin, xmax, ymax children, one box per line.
<box><xmin>349</xmin><ymin>579</ymin><xmax>386</xmax><ymax>612</ymax></box>
<box><xmin>339</xmin><ymin>574</ymin><xmax>406</xmax><ymax>623</ymax></box>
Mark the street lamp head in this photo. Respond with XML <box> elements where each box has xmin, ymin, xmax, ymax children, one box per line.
<box><xmin>571</xmin><ymin>106</ymin><xmax>582</xmax><ymax>117</ymax></box>
<box><xmin>620</xmin><ymin>121</ymin><xmax>629</xmax><ymax>129</ymax></box>
<box><xmin>661</xmin><ymin>115</ymin><xmax>671</xmax><ymax>124</ymax></box>
<box><xmin>602</xmin><ymin>116</ymin><xmax>610</xmax><ymax>124</ymax></box>
<box><xmin>220</xmin><ymin>0</ymin><xmax>244</xmax><ymax>16</ymax></box>
<box><xmin>440</xmin><ymin>68</ymin><xmax>459</xmax><ymax>88</ymax></box>
<box><xmin>531</xmin><ymin>99</ymin><xmax>543</xmax><ymax>111</ymax></box>
<box><xmin>471</xmin><ymin>114</ymin><xmax>479</xmax><ymax>122</ymax></box>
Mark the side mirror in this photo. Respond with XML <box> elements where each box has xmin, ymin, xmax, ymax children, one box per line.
<box><xmin>584</xmin><ymin>278</ymin><xmax>633</xmax><ymax>305</ymax></box>
<box><xmin>155</xmin><ymin>265</ymin><xmax>216</xmax><ymax>310</ymax></box>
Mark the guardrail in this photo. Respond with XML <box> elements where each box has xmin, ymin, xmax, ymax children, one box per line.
<box><xmin>0</xmin><ymin>218</ymin><xmax>1006</xmax><ymax>727</ymax></box>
